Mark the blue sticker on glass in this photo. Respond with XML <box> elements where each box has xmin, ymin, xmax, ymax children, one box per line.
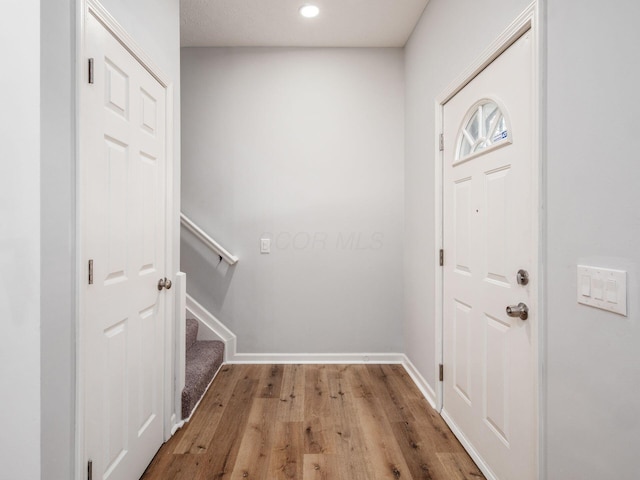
<box><xmin>492</xmin><ymin>130</ymin><xmax>508</xmax><ymax>143</ymax></box>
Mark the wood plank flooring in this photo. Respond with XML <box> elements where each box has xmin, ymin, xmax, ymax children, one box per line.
<box><xmin>142</xmin><ymin>364</ymin><xmax>484</xmax><ymax>480</ymax></box>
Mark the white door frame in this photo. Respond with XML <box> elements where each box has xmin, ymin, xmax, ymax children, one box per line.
<box><xmin>433</xmin><ymin>2</ymin><xmax>543</xmax><ymax>478</ymax></box>
<box><xmin>75</xmin><ymin>1</ymin><xmax>176</xmax><ymax>478</ymax></box>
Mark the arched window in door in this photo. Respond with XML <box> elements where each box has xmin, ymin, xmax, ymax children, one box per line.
<box><xmin>455</xmin><ymin>99</ymin><xmax>511</xmax><ymax>162</ymax></box>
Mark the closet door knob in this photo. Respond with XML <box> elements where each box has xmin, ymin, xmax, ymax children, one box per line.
<box><xmin>506</xmin><ymin>303</ymin><xmax>529</xmax><ymax>320</ymax></box>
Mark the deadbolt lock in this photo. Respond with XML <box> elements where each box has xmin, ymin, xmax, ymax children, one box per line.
<box><xmin>517</xmin><ymin>269</ymin><xmax>529</xmax><ymax>286</ymax></box>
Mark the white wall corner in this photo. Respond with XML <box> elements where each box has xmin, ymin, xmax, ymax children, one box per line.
<box><xmin>185</xmin><ymin>293</ymin><xmax>237</xmax><ymax>362</ymax></box>
<box><xmin>401</xmin><ymin>355</ymin><xmax>437</xmax><ymax>409</ymax></box>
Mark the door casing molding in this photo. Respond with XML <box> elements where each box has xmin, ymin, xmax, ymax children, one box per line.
<box><xmin>75</xmin><ymin>1</ymin><xmax>176</xmax><ymax>478</ymax></box>
<box><xmin>433</xmin><ymin>2</ymin><xmax>543</xmax><ymax>479</ymax></box>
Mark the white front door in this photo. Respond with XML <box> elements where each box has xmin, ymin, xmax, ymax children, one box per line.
<box><xmin>81</xmin><ymin>12</ymin><xmax>168</xmax><ymax>480</ymax></box>
<box><xmin>442</xmin><ymin>30</ymin><xmax>536</xmax><ymax>480</ymax></box>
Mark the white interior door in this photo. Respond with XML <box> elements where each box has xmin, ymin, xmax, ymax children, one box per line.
<box><xmin>82</xmin><ymin>12</ymin><xmax>168</xmax><ymax>480</ymax></box>
<box><xmin>442</xmin><ymin>30</ymin><xmax>536</xmax><ymax>480</ymax></box>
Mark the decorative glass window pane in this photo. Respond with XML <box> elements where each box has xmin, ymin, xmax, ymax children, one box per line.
<box><xmin>467</xmin><ymin>110</ymin><xmax>480</xmax><ymax>139</ymax></box>
<box><xmin>455</xmin><ymin>100</ymin><xmax>510</xmax><ymax>162</ymax></box>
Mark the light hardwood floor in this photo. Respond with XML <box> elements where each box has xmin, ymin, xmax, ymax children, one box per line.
<box><xmin>142</xmin><ymin>364</ymin><xmax>484</xmax><ymax>480</ymax></box>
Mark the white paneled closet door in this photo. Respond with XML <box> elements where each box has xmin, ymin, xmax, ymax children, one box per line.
<box><xmin>82</xmin><ymin>11</ymin><xmax>168</xmax><ymax>480</ymax></box>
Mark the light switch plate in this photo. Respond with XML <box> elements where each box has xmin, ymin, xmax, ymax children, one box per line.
<box><xmin>577</xmin><ymin>265</ymin><xmax>627</xmax><ymax>316</ymax></box>
<box><xmin>260</xmin><ymin>238</ymin><xmax>271</xmax><ymax>254</ymax></box>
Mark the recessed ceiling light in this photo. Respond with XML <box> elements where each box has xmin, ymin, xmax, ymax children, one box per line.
<box><xmin>299</xmin><ymin>5</ymin><xmax>320</xmax><ymax>18</ymax></box>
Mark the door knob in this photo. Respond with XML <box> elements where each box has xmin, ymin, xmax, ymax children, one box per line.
<box><xmin>157</xmin><ymin>278</ymin><xmax>172</xmax><ymax>291</ymax></box>
<box><xmin>506</xmin><ymin>302</ymin><xmax>529</xmax><ymax>320</ymax></box>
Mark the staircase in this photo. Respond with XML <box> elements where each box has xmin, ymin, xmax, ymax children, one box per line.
<box><xmin>182</xmin><ymin>318</ymin><xmax>225</xmax><ymax>419</ymax></box>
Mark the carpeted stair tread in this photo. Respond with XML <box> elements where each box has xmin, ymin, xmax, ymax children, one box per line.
<box><xmin>186</xmin><ymin>318</ymin><xmax>199</xmax><ymax>350</ymax></box>
<box><xmin>182</xmin><ymin>339</ymin><xmax>224</xmax><ymax>419</ymax></box>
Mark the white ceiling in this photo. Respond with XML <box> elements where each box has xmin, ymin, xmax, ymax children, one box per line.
<box><xmin>180</xmin><ymin>0</ymin><xmax>430</xmax><ymax>48</ymax></box>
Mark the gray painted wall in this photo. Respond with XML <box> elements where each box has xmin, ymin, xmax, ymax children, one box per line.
<box><xmin>0</xmin><ymin>1</ymin><xmax>41</xmax><ymax>479</ymax></box>
<box><xmin>181</xmin><ymin>48</ymin><xmax>405</xmax><ymax>354</ymax></box>
<box><xmin>545</xmin><ymin>1</ymin><xmax>640</xmax><ymax>478</ymax></box>
<box><xmin>38</xmin><ymin>1</ymin><xmax>181</xmax><ymax>479</ymax></box>
<box><xmin>404</xmin><ymin>0</ymin><xmax>531</xmax><ymax>389</ymax></box>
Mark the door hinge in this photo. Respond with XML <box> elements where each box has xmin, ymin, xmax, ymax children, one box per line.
<box><xmin>439</xmin><ymin>364</ymin><xmax>444</xmax><ymax>382</ymax></box>
<box><xmin>87</xmin><ymin>460</ymin><xmax>93</xmax><ymax>480</ymax></box>
<box><xmin>88</xmin><ymin>58</ymin><xmax>94</xmax><ymax>84</ymax></box>
<box><xmin>88</xmin><ymin>259</ymin><xmax>94</xmax><ymax>285</ymax></box>
<box><xmin>439</xmin><ymin>249</ymin><xmax>444</xmax><ymax>267</ymax></box>
<box><xmin>439</xmin><ymin>133</ymin><xmax>444</xmax><ymax>152</ymax></box>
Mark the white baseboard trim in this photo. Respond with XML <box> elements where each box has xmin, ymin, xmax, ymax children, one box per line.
<box><xmin>401</xmin><ymin>355</ymin><xmax>437</xmax><ymax>409</ymax></box>
<box><xmin>228</xmin><ymin>352</ymin><xmax>406</xmax><ymax>364</ymax></box>
<box><xmin>185</xmin><ymin>294</ymin><xmax>237</xmax><ymax>362</ymax></box>
<box><xmin>171</xmin><ymin>419</ymin><xmax>184</xmax><ymax>436</ymax></box>
<box><xmin>441</xmin><ymin>409</ymin><xmax>498</xmax><ymax>480</ymax></box>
